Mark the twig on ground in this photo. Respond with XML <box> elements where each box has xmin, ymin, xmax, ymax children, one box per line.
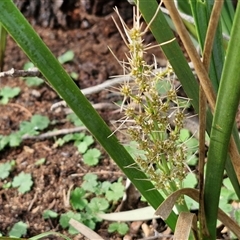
<box><xmin>64</xmin><ymin>102</ymin><xmax>119</xmax><ymax>114</ymax></box>
<box><xmin>50</xmin><ymin>74</ymin><xmax>132</xmax><ymax>109</ymax></box>
<box><xmin>21</xmin><ymin>126</ymin><xmax>87</xmax><ymax>140</ymax></box>
<box><xmin>63</xmin><ymin>184</ymin><xmax>74</xmax><ymax>208</ymax></box>
<box><xmin>0</xmin><ymin>67</ymin><xmax>41</xmax><ymax>78</ymax></box>
<box><xmin>70</xmin><ymin>170</ymin><xmax>124</xmax><ymax>177</ymax></box>
<box><xmin>22</xmin><ymin>101</ymin><xmax>119</xmax><ymax>140</ymax></box>
<box><xmin>0</xmin><ymin>63</ymin><xmax>196</xmax><ymax>110</ymax></box>
<box><xmin>137</xmin><ymin>232</ymin><xmax>173</xmax><ymax>240</ymax></box>
<box><xmin>28</xmin><ymin>192</ymin><xmax>38</xmax><ymax>211</ymax></box>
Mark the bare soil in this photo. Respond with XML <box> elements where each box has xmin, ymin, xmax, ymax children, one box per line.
<box><xmin>0</xmin><ymin>1</ymin><xmax>168</xmax><ymax>239</ymax></box>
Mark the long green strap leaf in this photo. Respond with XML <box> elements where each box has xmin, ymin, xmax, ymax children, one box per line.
<box><xmin>0</xmin><ymin>0</ymin><xmax>177</xmax><ymax>230</ymax></box>
<box><xmin>0</xmin><ymin>24</ymin><xmax>7</xmax><ymax>71</ymax></box>
<box><xmin>137</xmin><ymin>0</ymin><xmax>199</xmax><ymax>110</ymax></box>
<box><xmin>190</xmin><ymin>0</ymin><xmax>224</xmax><ymax>91</ymax></box>
<box><xmin>189</xmin><ymin>0</ymin><xmax>240</xmax><ymax>200</ymax></box>
<box><xmin>204</xmin><ymin>2</ymin><xmax>240</xmax><ymax>238</ymax></box>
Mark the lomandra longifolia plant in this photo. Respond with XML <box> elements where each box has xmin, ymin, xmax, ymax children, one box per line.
<box><xmin>112</xmin><ymin>5</ymin><xmax>190</xmax><ymax>197</ymax></box>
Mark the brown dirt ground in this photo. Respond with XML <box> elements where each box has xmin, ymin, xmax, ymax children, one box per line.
<box><xmin>0</xmin><ymin>1</ymin><xmax>170</xmax><ymax>239</ymax></box>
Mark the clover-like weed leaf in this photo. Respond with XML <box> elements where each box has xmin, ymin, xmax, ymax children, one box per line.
<box><xmin>19</xmin><ymin>121</ymin><xmax>37</xmax><ymax>136</ymax></box>
<box><xmin>55</xmin><ymin>133</ymin><xmax>75</xmax><ymax>147</ymax></box>
<box><xmin>76</xmin><ymin>141</ymin><xmax>88</xmax><ymax>154</ymax></box>
<box><xmin>234</xmin><ymin>209</ymin><xmax>240</xmax><ymax>225</ymax></box>
<box><xmin>9</xmin><ymin>132</ymin><xmax>22</xmax><ymax>147</ymax></box>
<box><xmin>0</xmin><ymin>160</ymin><xmax>14</xmax><ymax>179</ymax></box>
<box><xmin>25</xmin><ymin>76</ymin><xmax>44</xmax><ymax>87</ymax></box>
<box><xmin>82</xmin><ymin>218</ymin><xmax>96</xmax><ymax>230</ymax></box>
<box><xmin>183</xmin><ymin>173</ymin><xmax>199</xmax><ymax>210</ymax></box>
<box><xmin>43</xmin><ymin>210</ymin><xmax>58</xmax><ymax>219</ymax></box>
<box><xmin>183</xmin><ymin>173</ymin><xmax>198</xmax><ymax>188</ymax></box>
<box><xmin>12</xmin><ymin>172</ymin><xmax>33</xmax><ymax>194</ymax></box>
<box><xmin>67</xmin><ymin>113</ymin><xmax>83</xmax><ymax>127</ymax></box>
<box><xmin>0</xmin><ymin>86</ymin><xmax>21</xmax><ymax>104</ymax></box>
<box><xmin>58</xmin><ymin>50</ymin><xmax>74</xmax><ymax>64</ymax></box>
<box><xmin>19</xmin><ymin>114</ymin><xmax>49</xmax><ymax>136</ymax></box>
<box><xmin>222</xmin><ymin>178</ymin><xmax>238</xmax><ymax>201</ymax></box>
<box><xmin>31</xmin><ymin>114</ymin><xmax>50</xmax><ymax>130</ymax></box>
<box><xmin>179</xmin><ymin>128</ymin><xmax>190</xmax><ymax>142</ymax></box>
<box><xmin>124</xmin><ymin>141</ymin><xmax>146</xmax><ymax>160</ymax></box>
<box><xmin>62</xmin><ymin>133</ymin><xmax>75</xmax><ymax>142</ymax></box>
<box><xmin>76</xmin><ymin>135</ymin><xmax>94</xmax><ymax>154</ymax></box>
<box><xmin>83</xmin><ymin>148</ymin><xmax>101</xmax><ymax>166</ymax></box>
<box><xmin>156</xmin><ymin>79</ymin><xmax>172</xmax><ymax>95</ymax></box>
<box><xmin>9</xmin><ymin>221</ymin><xmax>28</xmax><ymax>238</ymax></box>
<box><xmin>83</xmin><ymin>135</ymin><xmax>94</xmax><ymax>146</ymax></box>
<box><xmin>70</xmin><ymin>187</ymin><xmax>88</xmax><ymax>210</ymax></box>
<box><xmin>0</xmin><ymin>135</ymin><xmax>9</xmax><ymax>151</ymax></box>
<box><xmin>59</xmin><ymin>211</ymin><xmax>81</xmax><ymax>235</ymax></box>
<box><xmin>99</xmin><ymin>181</ymin><xmax>112</xmax><ymax>194</ymax></box>
<box><xmin>35</xmin><ymin>158</ymin><xmax>46</xmax><ymax>166</ymax></box>
<box><xmin>3</xmin><ymin>182</ymin><xmax>12</xmax><ymax>189</ymax></box>
<box><xmin>108</xmin><ymin>222</ymin><xmax>129</xmax><ymax>235</ymax></box>
<box><xmin>88</xmin><ymin>197</ymin><xmax>109</xmax><ymax>213</ymax></box>
<box><xmin>23</xmin><ymin>62</ymin><xmax>44</xmax><ymax>87</ymax></box>
<box><xmin>106</xmin><ymin>179</ymin><xmax>125</xmax><ymax>202</ymax></box>
<box><xmin>81</xmin><ymin>173</ymin><xmax>98</xmax><ymax>192</ymax></box>
<box><xmin>72</xmin><ymin>133</ymin><xmax>85</xmax><ymax>141</ymax></box>
<box><xmin>70</xmin><ymin>72</ymin><xmax>79</xmax><ymax>80</ymax></box>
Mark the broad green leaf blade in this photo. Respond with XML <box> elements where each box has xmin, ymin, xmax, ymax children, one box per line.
<box><xmin>0</xmin><ymin>0</ymin><xmax>177</xmax><ymax>230</ymax></box>
<box><xmin>221</xmin><ymin>0</ymin><xmax>234</xmax><ymax>35</ymax></box>
<box><xmin>204</xmin><ymin>2</ymin><xmax>240</xmax><ymax>238</ymax></box>
<box><xmin>0</xmin><ymin>24</ymin><xmax>7</xmax><ymax>71</ymax></box>
<box><xmin>175</xmin><ymin>1</ymin><xmax>240</xmax><ymax>199</ymax></box>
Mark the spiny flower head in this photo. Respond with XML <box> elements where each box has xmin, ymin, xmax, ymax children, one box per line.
<box><xmin>112</xmin><ymin>1</ymin><xmax>189</xmax><ymax>193</ymax></box>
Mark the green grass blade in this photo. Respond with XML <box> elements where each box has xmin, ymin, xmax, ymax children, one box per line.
<box><xmin>190</xmin><ymin>0</ymin><xmax>240</xmax><ymax>200</ymax></box>
<box><xmin>176</xmin><ymin>0</ymin><xmax>192</xmax><ymax>16</ymax></box>
<box><xmin>221</xmin><ymin>0</ymin><xmax>234</xmax><ymax>35</ymax></box>
<box><xmin>204</xmin><ymin>2</ymin><xmax>240</xmax><ymax>238</ymax></box>
<box><xmin>138</xmin><ymin>0</ymin><xmax>199</xmax><ymax>113</ymax></box>
<box><xmin>0</xmin><ymin>0</ymin><xmax>177</xmax><ymax>230</ymax></box>
<box><xmin>29</xmin><ymin>231</ymin><xmax>71</xmax><ymax>240</ymax></box>
<box><xmin>0</xmin><ymin>24</ymin><xmax>7</xmax><ymax>71</ymax></box>
<box><xmin>190</xmin><ymin>0</ymin><xmax>224</xmax><ymax>91</ymax></box>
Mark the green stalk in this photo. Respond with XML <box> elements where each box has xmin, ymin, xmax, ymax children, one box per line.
<box><xmin>0</xmin><ymin>0</ymin><xmax>178</xmax><ymax>230</ymax></box>
<box><xmin>204</xmin><ymin>2</ymin><xmax>240</xmax><ymax>238</ymax></box>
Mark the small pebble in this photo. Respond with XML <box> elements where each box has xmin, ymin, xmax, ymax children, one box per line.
<box><xmin>31</xmin><ymin>89</ymin><xmax>41</xmax><ymax>98</ymax></box>
<box><xmin>123</xmin><ymin>234</ymin><xmax>132</xmax><ymax>240</ymax></box>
